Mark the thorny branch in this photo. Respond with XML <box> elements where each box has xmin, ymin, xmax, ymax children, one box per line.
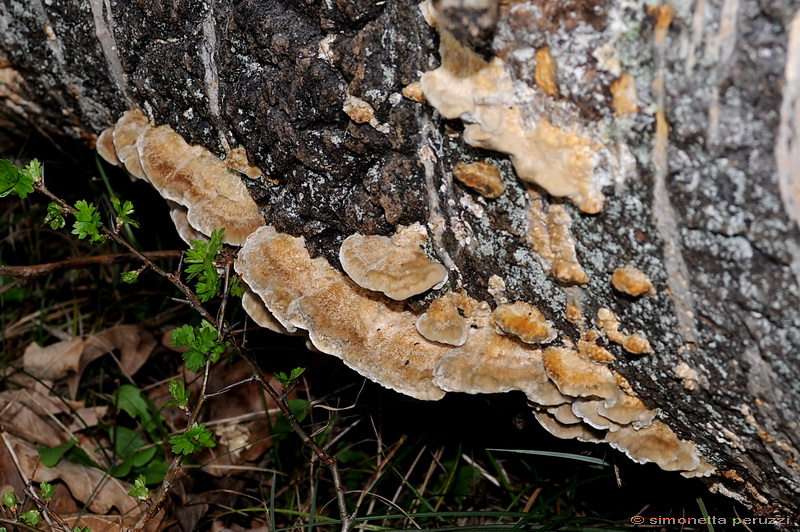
<box><xmin>29</xmin><ymin>183</ymin><xmax>354</xmax><ymax>531</ymax></box>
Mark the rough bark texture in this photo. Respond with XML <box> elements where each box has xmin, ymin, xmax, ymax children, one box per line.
<box><xmin>2</xmin><ymin>0</ymin><xmax>800</xmax><ymax>519</ymax></box>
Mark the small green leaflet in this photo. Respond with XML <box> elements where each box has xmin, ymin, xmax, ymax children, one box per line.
<box><xmin>0</xmin><ymin>159</ymin><xmax>36</xmax><ymax>198</ymax></box>
<box><xmin>275</xmin><ymin>367</ymin><xmax>306</xmax><ymax>388</ymax></box>
<box><xmin>19</xmin><ymin>510</ymin><xmax>41</xmax><ymax>526</ymax></box>
<box><xmin>164</xmin><ymin>379</ymin><xmax>190</xmax><ymax>410</ymax></box>
<box><xmin>72</xmin><ymin>200</ymin><xmax>104</xmax><ymax>243</ymax></box>
<box><xmin>44</xmin><ymin>202</ymin><xmax>67</xmax><ymax>229</ymax></box>
<box><xmin>169</xmin><ymin>422</ymin><xmax>215</xmax><ymax>455</ymax></box>
<box><xmin>128</xmin><ymin>474</ymin><xmax>150</xmax><ymax>501</ymax></box>
<box><xmin>229</xmin><ymin>276</ymin><xmax>245</xmax><ymax>298</ymax></box>
<box><xmin>111</xmin><ymin>197</ymin><xmax>140</xmax><ymax>229</ymax></box>
<box><xmin>24</xmin><ymin>159</ymin><xmax>43</xmax><ymax>182</ymax></box>
<box><xmin>184</xmin><ymin>229</ymin><xmax>224</xmax><ymax>302</ymax></box>
<box><xmin>170</xmin><ymin>321</ymin><xmax>226</xmax><ymax>372</ymax></box>
<box><xmin>121</xmin><ymin>270</ymin><xmax>140</xmax><ymax>284</ymax></box>
<box><xmin>39</xmin><ymin>481</ymin><xmax>55</xmax><ymax>501</ymax></box>
<box><xmin>2</xmin><ymin>491</ymin><xmax>17</xmax><ymax>508</ymax></box>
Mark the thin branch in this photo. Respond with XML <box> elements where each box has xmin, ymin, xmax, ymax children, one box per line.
<box><xmin>0</xmin><ymin>250</ymin><xmax>182</xmax><ymax>278</ymax></box>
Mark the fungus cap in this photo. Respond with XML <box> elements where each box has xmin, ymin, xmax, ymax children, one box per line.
<box><xmin>415</xmin><ymin>296</ymin><xmax>469</xmax><ymax>346</ymax></box>
<box><xmin>339</xmin><ymin>227</ymin><xmax>447</xmax><ymax>301</ymax></box>
<box><xmin>111</xmin><ymin>109</ymin><xmax>150</xmax><ymax>181</ymax></box>
<box><xmin>542</xmin><ymin>347</ymin><xmax>620</xmax><ymax>404</ymax></box>
<box><xmin>611</xmin><ymin>265</ymin><xmax>655</xmax><ymax>297</ymax></box>
<box><xmin>492</xmin><ymin>301</ymin><xmax>556</xmax><ymax>344</ymax></box>
<box><xmin>606</xmin><ymin>421</ymin><xmax>702</xmax><ymax>472</ymax></box>
<box><xmin>135</xmin><ymin>125</ymin><xmax>263</xmax><ymax>246</ymax></box>
<box><xmin>452</xmin><ymin>161</ymin><xmax>505</xmax><ymax>198</ymax></box>
<box><xmin>96</xmin><ymin>126</ymin><xmax>120</xmax><ymax>166</ymax></box>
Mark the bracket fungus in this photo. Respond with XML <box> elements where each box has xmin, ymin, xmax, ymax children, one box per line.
<box><xmin>97</xmin><ymin>109</ymin><xmax>263</xmax><ymax>246</ymax></box>
<box><xmin>415</xmin><ymin>294</ymin><xmax>470</xmax><ymax>346</ymax></box>
<box><xmin>93</xmin><ymin>101</ymin><xmax>714</xmax><ymax>489</ymax></box>
<box><xmin>492</xmin><ymin>301</ymin><xmax>556</xmax><ymax>344</ymax></box>
<box><xmin>526</xmin><ymin>193</ymin><xmax>589</xmax><ymax>285</ymax></box>
<box><xmin>597</xmin><ymin>308</ymin><xmax>653</xmax><ymax>355</ymax></box>
<box><xmin>339</xmin><ymin>226</ymin><xmax>448</xmax><ymax>301</ymax></box>
<box><xmin>452</xmin><ymin>161</ymin><xmax>505</xmax><ymax>199</ymax></box>
<box><xmin>611</xmin><ymin>265</ymin><xmax>656</xmax><ymax>297</ymax></box>
<box><xmin>108</xmin><ymin>109</ymin><xmax>150</xmax><ymax>181</ymax></box>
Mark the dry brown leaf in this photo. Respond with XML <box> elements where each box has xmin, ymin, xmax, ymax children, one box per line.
<box><xmin>23</xmin><ymin>338</ymin><xmax>84</xmax><ymax>380</ymax></box>
<box><xmin>69</xmin><ymin>325</ymin><xmax>157</xmax><ymax>397</ymax></box>
<box><xmin>0</xmin><ymin>434</ymin><xmax>27</xmax><ymax>501</ymax></box>
<box><xmin>84</xmin><ymin>325</ymin><xmax>157</xmax><ymax>375</ymax></box>
<box><xmin>0</xmin><ymin>383</ymin><xmax>74</xmax><ymax>447</ymax></box>
<box><xmin>8</xmin><ymin>433</ymin><xmax>138</xmax><ymax>515</ymax></box>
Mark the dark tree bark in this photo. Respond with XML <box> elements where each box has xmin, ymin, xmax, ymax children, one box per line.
<box><xmin>2</xmin><ymin>0</ymin><xmax>800</xmax><ymax>520</ymax></box>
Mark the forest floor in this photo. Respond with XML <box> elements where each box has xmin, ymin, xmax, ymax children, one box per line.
<box><xmin>0</xmin><ymin>128</ymin><xmax>752</xmax><ymax>531</ymax></box>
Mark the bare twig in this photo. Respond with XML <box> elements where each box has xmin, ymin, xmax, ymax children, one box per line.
<box><xmin>0</xmin><ymin>250</ymin><xmax>182</xmax><ymax>278</ymax></box>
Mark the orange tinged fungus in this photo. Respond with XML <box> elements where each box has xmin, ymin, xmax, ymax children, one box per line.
<box><xmin>534</xmin><ymin>47</ymin><xmax>559</xmax><ymax>98</ymax></box>
<box><xmin>611</xmin><ymin>265</ymin><xmax>655</xmax><ymax>297</ymax></box>
<box><xmin>610</xmin><ymin>73</ymin><xmax>639</xmax><ymax>116</ymax></box>
<box><xmin>416</xmin><ymin>295</ymin><xmax>470</xmax><ymax>346</ymax></box>
<box><xmin>452</xmin><ymin>161</ymin><xmax>506</xmax><ymax>198</ymax></box>
<box><xmin>492</xmin><ymin>301</ymin><xmax>556</xmax><ymax>344</ymax></box>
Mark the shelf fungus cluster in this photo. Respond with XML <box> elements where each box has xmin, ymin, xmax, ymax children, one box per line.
<box><xmin>96</xmin><ymin>109</ymin><xmax>712</xmax><ymax>482</ymax></box>
<box><xmin>97</xmin><ymin>109</ymin><xmax>263</xmax><ymax>246</ymax></box>
<box><xmin>233</xmin><ymin>223</ymin><xmax>711</xmax><ymax>477</ymax></box>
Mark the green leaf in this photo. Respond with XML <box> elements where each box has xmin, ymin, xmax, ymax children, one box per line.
<box><xmin>44</xmin><ymin>202</ymin><xmax>67</xmax><ymax>230</ymax></box>
<box><xmin>170</xmin><ymin>423</ymin><xmax>215</xmax><ymax>455</ymax></box>
<box><xmin>22</xmin><ymin>158</ymin><xmax>43</xmax><ymax>182</ymax></box>
<box><xmin>121</xmin><ymin>270</ymin><xmax>140</xmax><ymax>284</ymax></box>
<box><xmin>111</xmin><ymin>197</ymin><xmax>140</xmax><ymax>229</ymax></box>
<box><xmin>128</xmin><ymin>474</ymin><xmax>150</xmax><ymax>501</ymax></box>
<box><xmin>0</xmin><ymin>159</ymin><xmax>35</xmax><ymax>198</ymax></box>
<box><xmin>19</xmin><ymin>509</ymin><xmax>41</xmax><ymax>526</ymax></box>
<box><xmin>184</xmin><ymin>229</ymin><xmax>224</xmax><ymax>301</ymax></box>
<box><xmin>38</xmin><ymin>439</ymin><xmax>78</xmax><ymax>467</ymax></box>
<box><xmin>72</xmin><ymin>200</ymin><xmax>104</xmax><ymax>243</ymax></box>
<box><xmin>229</xmin><ymin>276</ymin><xmax>245</xmax><ymax>298</ymax></box>
<box><xmin>115</xmin><ymin>384</ymin><xmax>162</xmax><ymax>435</ymax></box>
<box><xmin>275</xmin><ymin>367</ymin><xmax>305</xmax><ymax>387</ymax></box>
<box><xmin>171</xmin><ymin>321</ymin><xmax>226</xmax><ymax>372</ymax></box>
<box><xmin>164</xmin><ymin>379</ymin><xmax>190</xmax><ymax>410</ymax></box>
<box><xmin>39</xmin><ymin>481</ymin><xmax>55</xmax><ymax>501</ymax></box>
<box><xmin>2</xmin><ymin>491</ymin><xmax>17</xmax><ymax>508</ymax></box>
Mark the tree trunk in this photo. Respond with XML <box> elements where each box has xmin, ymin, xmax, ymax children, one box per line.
<box><xmin>2</xmin><ymin>0</ymin><xmax>799</xmax><ymax>519</ymax></box>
